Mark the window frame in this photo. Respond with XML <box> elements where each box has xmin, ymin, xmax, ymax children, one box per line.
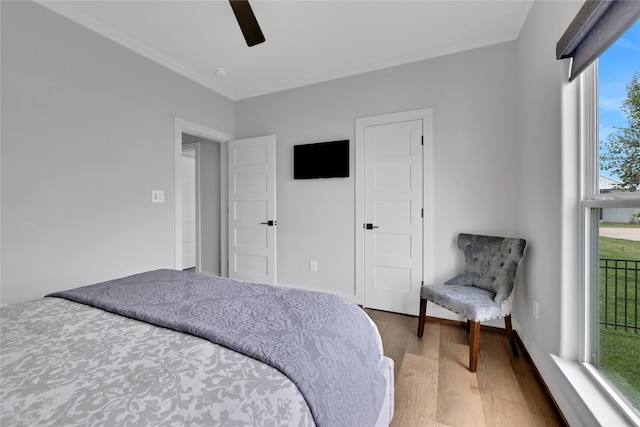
<box><xmin>580</xmin><ymin>61</ymin><xmax>640</xmax><ymax>424</ymax></box>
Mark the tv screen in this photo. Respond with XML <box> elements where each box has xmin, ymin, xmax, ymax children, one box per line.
<box><xmin>294</xmin><ymin>140</ymin><xmax>349</xmax><ymax>179</ymax></box>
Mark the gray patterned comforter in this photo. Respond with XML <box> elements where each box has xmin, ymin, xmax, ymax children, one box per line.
<box><xmin>47</xmin><ymin>270</ymin><xmax>387</xmax><ymax>427</ymax></box>
<box><xmin>1</xmin><ymin>297</ymin><xmax>314</xmax><ymax>426</ymax></box>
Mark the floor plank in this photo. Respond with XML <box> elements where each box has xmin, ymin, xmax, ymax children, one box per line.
<box><xmin>477</xmin><ymin>331</ymin><xmax>526</xmax><ymax>404</ymax></box>
<box><xmin>391</xmin><ymin>353</ymin><xmax>438</xmax><ymax>427</ymax></box>
<box><xmin>439</xmin><ymin>322</ymin><xmax>469</xmax><ymax>346</ymax></box>
<box><xmin>480</xmin><ymin>394</ymin><xmax>535</xmax><ymax>427</ymax></box>
<box><xmin>407</xmin><ymin>318</ymin><xmax>440</xmax><ymax>360</ymax></box>
<box><xmin>376</xmin><ymin>312</ymin><xmax>415</xmax><ymax>376</ymax></box>
<box><xmin>436</xmin><ymin>340</ymin><xmax>485</xmax><ymax>426</ymax></box>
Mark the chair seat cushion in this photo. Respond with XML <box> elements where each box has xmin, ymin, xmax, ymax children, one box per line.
<box><xmin>420</xmin><ymin>285</ymin><xmax>501</xmax><ymax>321</ymax></box>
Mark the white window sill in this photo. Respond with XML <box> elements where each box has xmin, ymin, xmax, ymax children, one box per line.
<box><xmin>550</xmin><ymin>354</ymin><xmax>639</xmax><ymax>426</ymax></box>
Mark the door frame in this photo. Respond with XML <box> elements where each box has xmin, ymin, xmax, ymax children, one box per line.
<box><xmin>355</xmin><ymin>108</ymin><xmax>435</xmax><ymax>306</ymax></box>
<box><xmin>174</xmin><ymin>117</ymin><xmax>233</xmax><ymax>275</ymax></box>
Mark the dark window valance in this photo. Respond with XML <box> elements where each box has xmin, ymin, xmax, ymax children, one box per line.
<box><xmin>557</xmin><ymin>0</ymin><xmax>640</xmax><ymax>82</ymax></box>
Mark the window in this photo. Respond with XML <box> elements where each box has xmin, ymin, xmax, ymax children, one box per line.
<box><xmin>581</xmin><ymin>20</ymin><xmax>640</xmax><ymax>421</ymax></box>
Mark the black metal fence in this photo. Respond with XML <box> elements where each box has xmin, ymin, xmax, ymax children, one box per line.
<box><xmin>600</xmin><ymin>258</ymin><xmax>640</xmax><ymax>333</ymax></box>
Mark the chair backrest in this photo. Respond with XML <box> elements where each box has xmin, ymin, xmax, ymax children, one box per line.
<box><xmin>446</xmin><ymin>233</ymin><xmax>527</xmax><ymax>304</ymax></box>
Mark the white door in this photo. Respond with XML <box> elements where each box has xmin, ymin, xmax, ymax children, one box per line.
<box><xmin>363</xmin><ymin>120</ymin><xmax>423</xmax><ymax>314</ymax></box>
<box><xmin>228</xmin><ymin>135</ymin><xmax>277</xmax><ymax>285</ymax></box>
<box><xmin>181</xmin><ymin>151</ymin><xmax>197</xmax><ymax>269</ymax></box>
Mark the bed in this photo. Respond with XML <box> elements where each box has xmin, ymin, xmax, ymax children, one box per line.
<box><xmin>1</xmin><ymin>269</ymin><xmax>394</xmax><ymax>426</ymax></box>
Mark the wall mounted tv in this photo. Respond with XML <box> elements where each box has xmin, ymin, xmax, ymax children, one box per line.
<box><xmin>293</xmin><ymin>140</ymin><xmax>349</xmax><ymax>179</ymax></box>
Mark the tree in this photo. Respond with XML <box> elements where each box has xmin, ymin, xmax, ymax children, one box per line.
<box><xmin>600</xmin><ymin>72</ymin><xmax>640</xmax><ymax>191</ymax></box>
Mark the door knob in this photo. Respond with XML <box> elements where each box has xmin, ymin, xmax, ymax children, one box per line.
<box><xmin>261</xmin><ymin>220</ymin><xmax>276</xmax><ymax>226</ymax></box>
<box><xmin>364</xmin><ymin>223</ymin><xmax>379</xmax><ymax>230</ymax></box>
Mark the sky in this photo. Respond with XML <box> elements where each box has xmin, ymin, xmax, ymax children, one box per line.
<box><xmin>598</xmin><ymin>19</ymin><xmax>640</xmax><ymax>179</ymax></box>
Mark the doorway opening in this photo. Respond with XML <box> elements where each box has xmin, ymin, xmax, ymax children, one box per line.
<box><xmin>181</xmin><ymin>134</ymin><xmax>222</xmax><ymax>275</ymax></box>
<box><xmin>174</xmin><ymin>118</ymin><xmax>233</xmax><ymax>277</ymax></box>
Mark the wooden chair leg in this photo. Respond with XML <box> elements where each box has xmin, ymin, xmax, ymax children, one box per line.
<box><xmin>417</xmin><ymin>299</ymin><xmax>427</xmax><ymax>338</ymax></box>
<box><xmin>504</xmin><ymin>314</ymin><xmax>518</xmax><ymax>357</ymax></box>
<box><xmin>469</xmin><ymin>320</ymin><xmax>480</xmax><ymax>372</ymax></box>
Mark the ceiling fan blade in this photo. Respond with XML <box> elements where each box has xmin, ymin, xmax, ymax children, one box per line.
<box><xmin>229</xmin><ymin>0</ymin><xmax>265</xmax><ymax>47</ymax></box>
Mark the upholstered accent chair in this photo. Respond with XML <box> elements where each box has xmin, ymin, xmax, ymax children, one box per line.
<box><xmin>418</xmin><ymin>233</ymin><xmax>527</xmax><ymax>372</ymax></box>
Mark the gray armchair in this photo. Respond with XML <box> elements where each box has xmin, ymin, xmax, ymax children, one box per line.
<box><xmin>417</xmin><ymin>233</ymin><xmax>527</xmax><ymax>372</ymax></box>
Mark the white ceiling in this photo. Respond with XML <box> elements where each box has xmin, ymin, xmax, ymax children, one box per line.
<box><xmin>40</xmin><ymin>0</ymin><xmax>534</xmax><ymax>100</ymax></box>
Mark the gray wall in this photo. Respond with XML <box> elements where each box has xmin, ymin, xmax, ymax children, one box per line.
<box><xmin>235</xmin><ymin>41</ymin><xmax>520</xmax><ymax>301</ymax></box>
<box><xmin>516</xmin><ymin>0</ymin><xmax>578</xmax><ymax>358</ymax></box>
<box><xmin>0</xmin><ymin>1</ymin><xmax>234</xmax><ymax>304</ymax></box>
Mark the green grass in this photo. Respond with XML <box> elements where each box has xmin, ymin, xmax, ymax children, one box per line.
<box><xmin>599</xmin><ymin>327</ymin><xmax>640</xmax><ymax>409</ymax></box>
<box><xmin>598</xmin><ymin>234</ymin><xmax>640</xmax><ymax>409</ymax></box>
<box><xmin>600</xmin><ymin>238</ymin><xmax>640</xmax><ymax>260</ymax></box>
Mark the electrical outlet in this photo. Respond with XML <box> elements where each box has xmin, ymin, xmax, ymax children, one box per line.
<box><xmin>310</xmin><ymin>260</ymin><xmax>318</xmax><ymax>272</ymax></box>
<box><xmin>533</xmin><ymin>300</ymin><xmax>539</xmax><ymax>320</ymax></box>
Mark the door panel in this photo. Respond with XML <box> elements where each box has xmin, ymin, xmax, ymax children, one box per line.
<box><xmin>181</xmin><ymin>153</ymin><xmax>197</xmax><ymax>269</ymax></box>
<box><xmin>364</xmin><ymin>120</ymin><xmax>423</xmax><ymax>314</ymax></box>
<box><xmin>228</xmin><ymin>136</ymin><xmax>277</xmax><ymax>285</ymax></box>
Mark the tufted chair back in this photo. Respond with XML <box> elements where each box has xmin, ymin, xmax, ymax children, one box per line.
<box><xmin>444</xmin><ymin>233</ymin><xmax>527</xmax><ymax>312</ymax></box>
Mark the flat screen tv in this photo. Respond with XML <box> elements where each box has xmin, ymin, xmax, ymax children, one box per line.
<box><xmin>294</xmin><ymin>140</ymin><xmax>349</xmax><ymax>179</ymax></box>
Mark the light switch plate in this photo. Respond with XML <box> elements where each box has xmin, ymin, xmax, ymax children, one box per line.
<box><xmin>152</xmin><ymin>190</ymin><xmax>164</xmax><ymax>203</ymax></box>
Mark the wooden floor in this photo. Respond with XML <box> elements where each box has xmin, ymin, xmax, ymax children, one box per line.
<box><xmin>365</xmin><ymin>309</ymin><xmax>567</xmax><ymax>427</ymax></box>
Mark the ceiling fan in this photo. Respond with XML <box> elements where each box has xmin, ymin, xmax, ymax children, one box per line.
<box><xmin>229</xmin><ymin>0</ymin><xmax>265</xmax><ymax>47</ymax></box>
